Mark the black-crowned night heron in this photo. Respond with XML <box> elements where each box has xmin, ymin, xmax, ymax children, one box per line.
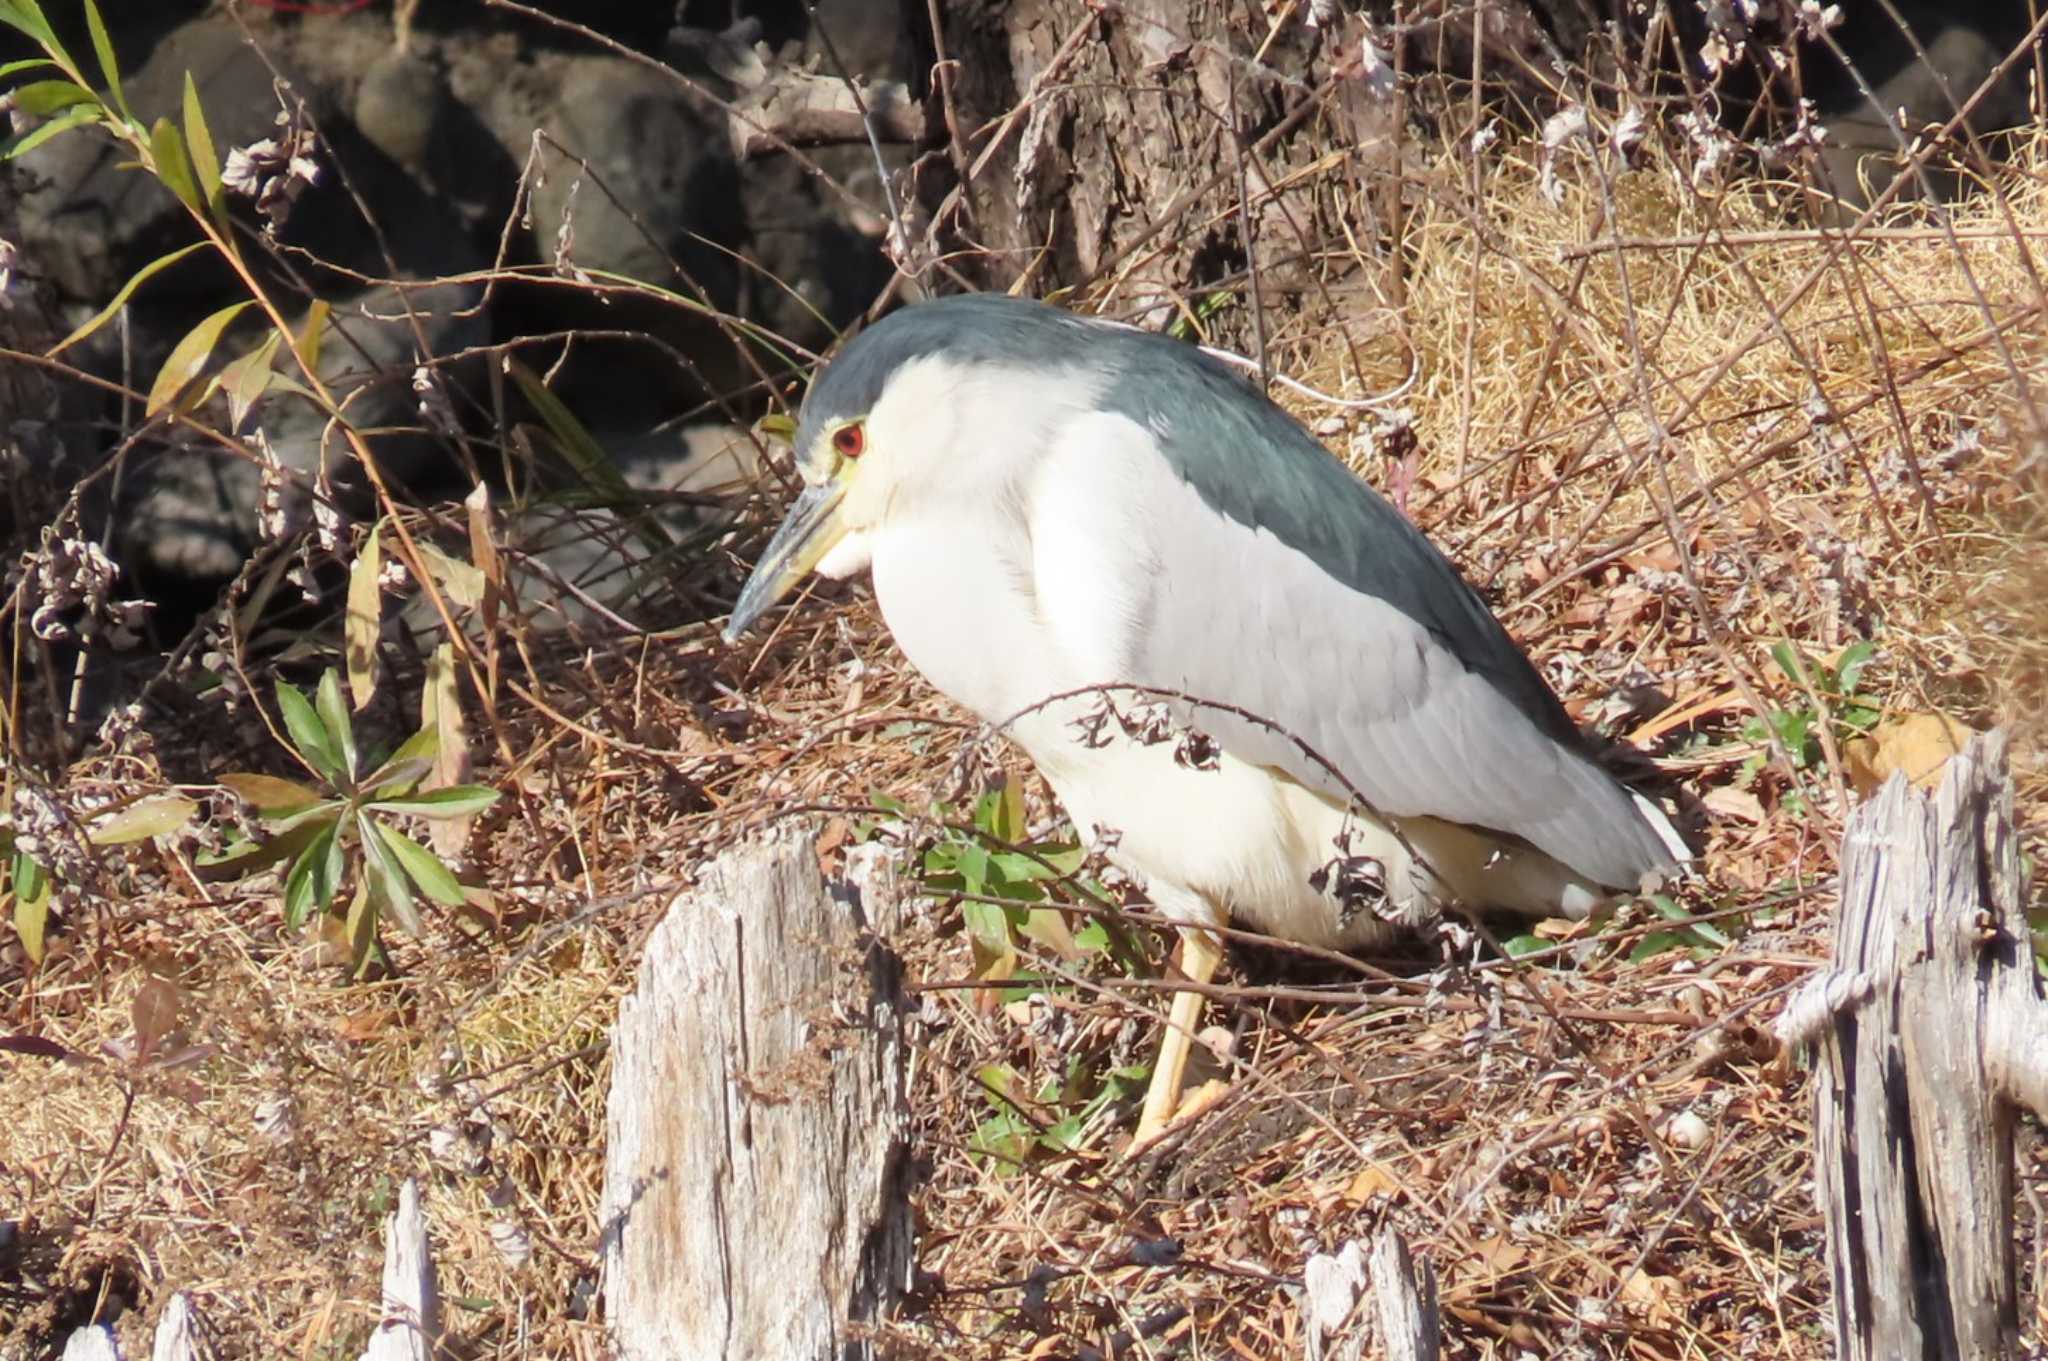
<box><xmin>725</xmin><ymin>294</ymin><xmax>1687</xmax><ymax>1146</ymax></box>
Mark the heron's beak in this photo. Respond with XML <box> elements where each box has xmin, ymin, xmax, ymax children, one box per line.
<box><xmin>723</xmin><ymin>480</ymin><xmax>850</xmax><ymax>642</ymax></box>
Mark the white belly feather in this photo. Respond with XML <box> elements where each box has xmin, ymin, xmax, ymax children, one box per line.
<box><xmin>870</xmin><ymin>494</ymin><xmax>1611</xmax><ymax>951</ymax></box>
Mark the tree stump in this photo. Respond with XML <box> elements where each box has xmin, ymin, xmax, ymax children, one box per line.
<box><xmin>1799</xmin><ymin>728</ymin><xmax>2048</xmax><ymax>1360</ymax></box>
<box><xmin>601</xmin><ymin>826</ymin><xmax>913</xmax><ymax>1361</ymax></box>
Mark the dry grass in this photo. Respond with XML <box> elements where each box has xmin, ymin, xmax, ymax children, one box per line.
<box><xmin>4</xmin><ymin>105</ymin><xmax>2046</xmax><ymax>1361</ymax></box>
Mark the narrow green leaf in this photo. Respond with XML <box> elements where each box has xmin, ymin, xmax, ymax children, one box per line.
<box><xmin>294</xmin><ymin>298</ymin><xmax>330</xmax><ymax>375</ymax></box>
<box><xmin>196</xmin><ymin>811</ymin><xmax>331</xmax><ymax>880</ymax></box>
<box><xmin>367</xmin><ymin>784</ymin><xmax>500</xmax><ymax>820</ymax></box>
<box><xmin>315</xmin><ymin>670</ymin><xmax>358</xmax><ymax>780</ymax></box>
<box><xmin>363</xmin><ymin>727</ymin><xmax>439</xmax><ymax>792</ymax></box>
<box><xmin>360</xmin><ymin>814</ymin><xmax>422</xmax><ymax>935</ymax></box>
<box><xmin>1770</xmin><ymin>641</ymin><xmax>1810</xmax><ymax>688</ymax></box>
<box><xmin>1835</xmin><ymin>640</ymin><xmax>1877</xmax><ymax>695</ymax></box>
<box><xmin>372</xmin><ymin>821</ymin><xmax>466</xmax><ymax>907</ymax></box>
<box><xmin>145</xmin><ymin>299</ymin><xmax>251</xmax><ymax>417</ymax></box>
<box><xmin>2</xmin><ymin>101</ymin><xmax>94</xmax><ymax>158</ymax></box>
<box><xmin>9</xmin><ymin>851</ymin><xmax>50</xmax><ymax>965</ymax></box>
<box><xmin>180</xmin><ymin>71</ymin><xmax>219</xmax><ymax>200</ymax></box>
<box><xmin>283</xmin><ymin>819</ymin><xmax>341</xmax><ymax>928</ymax></box>
<box><xmin>0</xmin><ymin>58</ymin><xmax>58</xmax><ymax>80</ymax></box>
<box><xmin>507</xmin><ymin>363</ymin><xmax>677</xmax><ymax>546</ymax></box>
<box><xmin>50</xmin><ymin>241</ymin><xmax>206</xmax><ymax>356</ymax></box>
<box><xmin>81</xmin><ymin>0</ymin><xmax>128</xmax><ymax>124</ymax></box>
<box><xmin>148</xmin><ymin>115</ymin><xmax>199</xmax><ymax>212</ymax></box>
<box><xmin>276</xmin><ymin>679</ymin><xmax>346</xmax><ymax>786</ymax></box>
<box><xmin>0</xmin><ymin>1</ymin><xmax>75</xmax><ymax>69</ymax></box>
<box><xmin>9</xmin><ymin>78</ymin><xmax>94</xmax><ymax>116</ymax></box>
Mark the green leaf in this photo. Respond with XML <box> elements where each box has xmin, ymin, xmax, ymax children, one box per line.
<box><xmin>316</xmin><ymin>670</ymin><xmax>358</xmax><ymax>780</ymax></box>
<box><xmin>362</xmin><ymin>726</ymin><xmax>438</xmax><ymax>792</ymax></box>
<box><xmin>344</xmin><ymin>881</ymin><xmax>381</xmax><ymax>975</ymax></box>
<box><xmin>9</xmin><ymin>78</ymin><xmax>94</xmax><ymax>116</ymax></box>
<box><xmin>507</xmin><ymin>361</ymin><xmax>676</xmax><ymax>551</ymax></box>
<box><xmin>1834</xmin><ymin>640</ymin><xmax>1877</xmax><ymax>696</ymax></box>
<box><xmin>294</xmin><ymin>298</ymin><xmax>331</xmax><ymax>375</ymax></box>
<box><xmin>755</xmin><ymin>412</ymin><xmax>797</xmax><ymax>444</ymax></box>
<box><xmin>963</xmin><ymin>898</ymin><xmax>1011</xmax><ymax>953</ymax></box>
<box><xmin>991</xmin><ymin>779</ymin><xmax>1026</xmax><ymax>844</ymax></box>
<box><xmin>1648</xmin><ymin>893</ymin><xmax>1732</xmax><ymax>948</ymax></box>
<box><xmin>367</xmin><ymin>784</ymin><xmax>500</xmax><ymax>820</ymax></box>
<box><xmin>1769</xmin><ymin>641</ymin><xmax>1811</xmax><ymax>688</ymax></box>
<box><xmin>1501</xmin><ymin>932</ymin><xmax>1548</xmax><ymax>958</ymax></box>
<box><xmin>148</xmin><ymin>115</ymin><xmax>199</xmax><ymax>212</ymax></box>
<box><xmin>360</xmin><ymin>814</ymin><xmax>422</xmax><ymax>935</ymax></box>
<box><xmin>0</xmin><ymin>58</ymin><xmax>58</xmax><ymax>80</ymax></box>
<box><xmin>283</xmin><ymin>819</ymin><xmax>342</xmax><ymax>928</ymax></box>
<box><xmin>953</xmin><ymin>841</ymin><xmax>990</xmax><ymax>897</ymax></box>
<box><xmin>371</xmin><ymin>820</ymin><xmax>466</xmax><ymax>906</ymax></box>
<box><xmin>276</xmin><ymin>679</ymin><xmax>346</xmax><ymax>786</ymax></box>
<box><xmin>146</xmin><ymin>299</ymin><xmax>252</xmax><ymax>417</ymax></box>
<box><xmin>0</xmin><ymin>1</ymin><xmax>75</xmax><ymax>69</ymax></box>
<box><xmin>9</xmin><ymin>850</ymin><xmax>50</xmax><ymax>965</ymax></box>
<box><xmin>50</xmin><ymin>241</ymin><xmax>207</xmax><ymax>356</ymax></box>
<box><xmin>194</xmin><ymin>809</ymin><xmax>333</xmax><ymax>879</ymax></box>
<box><xmin>1628</xmin><ymin>930</ymin><xmax>1690</xmax><ymax>963</ymax></box>
<box><xmin>81</xmin><ymin>0</ymin><xmax>127</xmax><ymax>125</ymax></box>
<box><xmin>2</xmin><ymin>102</ymin><xmax>95</xmax><ymax>158</ymax></box>
<box><xmin>180</xmin><ymin>70</ymin><xmax>220</xmax><ymax>210</ymax></box>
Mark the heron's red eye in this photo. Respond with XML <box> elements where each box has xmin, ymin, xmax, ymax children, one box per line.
<box><xmin>831</xmin><ymin>423</ymin><xmax>865</xmax><ymax>459</ymax></box>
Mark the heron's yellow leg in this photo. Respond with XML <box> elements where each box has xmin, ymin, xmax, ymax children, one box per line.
<box><xmin>1133</xmin><ymin>927</ymin><xmax>1224</xmax><ymax>1148</ymax></box>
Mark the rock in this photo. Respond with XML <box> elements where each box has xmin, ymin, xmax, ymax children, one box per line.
<box><xmin>530</xmin><ymin>56</ymin><xmax>741</xmax><ymax>298</ymax></box>
<box><xmin>1810</xmin><ymin>7</ymin><xmax>2036</xmax><ymax>204</ymax></box>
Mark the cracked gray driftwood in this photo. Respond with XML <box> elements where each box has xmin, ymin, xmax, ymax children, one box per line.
<box><xmin>601</xmin><ymin>824</ymin><xmax>912</xmax><ymax>1361</ymax></box>
<box><xmin>1805</xmin><ymin>728</ymin><xmax>2048</xmax><ymax>1361</ymax></box>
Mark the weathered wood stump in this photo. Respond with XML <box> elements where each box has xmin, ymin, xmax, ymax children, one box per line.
<box><xmin>1793</xmin><ymin>728</ymin><xmax>2048</xmax><ymax>1360</ymax></box>
<box><xmin>1302</xmin><ymin>1228</ymin><xmax>1440</xmax><ymax>1361</ymax></box>
<box><xmin>601</xmin><ymin>825</ymin><xmax>913</xmax><ymax>1361</ymax></box>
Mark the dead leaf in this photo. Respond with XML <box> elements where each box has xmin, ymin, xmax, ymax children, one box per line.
<box><xmin>1343</xmin><ymin>1161</ymin><xmax>1399</xmax><ymax>1202</ymax></box>
<box><xmin>422</xmin><ymin>644</ymin><xmax>476</xmax><ymax>858</ymax></box>
<box><xmin>131</xmin><ymin>978</ymin><xmax>182</xmax><ymax>1060</ymax></box>
<box><xmin>1702</xmin><ymin>784</ymin><xmax>1765</xmax><ymax>824</ymax></box>
<box><xmin>1465</xmin><ymin>1234</ymin><xmax>1528</xmax><ymax>1278</ymax></box>
<box><xmin>87</xmin><ymin>793</ymin><xmax>200</xmax><ymax>845</ymax></box>
<box><xmin>1615</xmin><ymin>1267</ymin><xmax>1684</xmax><ymax>1327</ymax></box>
<box><xmin>337</xmin><ymin>1007</ymin><xmax>399</xmax><ymax>1043</ymax></box>
<box><xmin>1844</xmin><ymin>712</ymin><xmax>1973</xmax><ymax>795</ymax></box>
<box><xmin>465</xmin><ymin>483</ymin><xmax>503</xmax><ymax>634</ymax></box>
<box><xmin>345</xmin><ymin>519</ymin><xmax>383</xmax><ymax>710</ymax></box>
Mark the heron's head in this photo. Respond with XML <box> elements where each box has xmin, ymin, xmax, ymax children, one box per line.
<box><xmin>722</xmin><ymin>296</ymin><xmax>1109</xmax><ymax>642</ymax></box>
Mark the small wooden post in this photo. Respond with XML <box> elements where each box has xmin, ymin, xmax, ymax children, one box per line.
<box><xmin>601</xmin><ymin>826</ymin><xmax>912</xmax><ymax>1361</ymax></box>
<box><xmin>1802</xmin><ymin>729</ymin><xmax>2048</xmax><ymax>1360</ymax></box>
<box><xmin>1301</xmin><ymin>1228</ymin><xmax>1440</xmax><ymax>1361</ymax></box>
<box><xmin>360</xmin><ymin>1179</ymin><xmax>436</xmax><ymax>1361</ymax></box>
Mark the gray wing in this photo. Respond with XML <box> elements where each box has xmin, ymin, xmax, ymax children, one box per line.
<box><xmin>1027</xmin><ymin>408</ymin><xmax>1679</xmax><ymax>892</ymax></box>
